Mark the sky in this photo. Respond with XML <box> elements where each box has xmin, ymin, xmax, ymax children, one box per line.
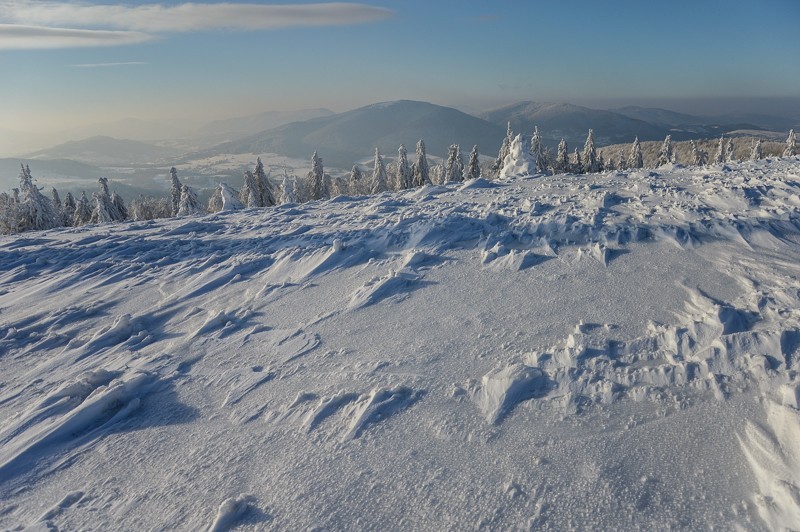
<box><xmin>1</xmin><ymin>0</ymin><xmax>799</xmax><ymax>150</ymax></box>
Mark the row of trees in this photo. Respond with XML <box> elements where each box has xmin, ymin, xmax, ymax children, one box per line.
<box><xmin>1</xmin><ymin>128</ymin><xmax>797</xmax><ymax>235</ymax></box>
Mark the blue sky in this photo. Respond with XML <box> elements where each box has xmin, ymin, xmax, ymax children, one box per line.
<box><xmin>1</xmin><ymin>0</ymin><xmax>798</xmax><ymax>136</ymax></box>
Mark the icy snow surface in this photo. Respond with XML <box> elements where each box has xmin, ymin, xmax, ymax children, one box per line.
<box><xmin>2</xmin><ymin>158</ymin><xmax>800</xmax><ymax>530</ymax></box>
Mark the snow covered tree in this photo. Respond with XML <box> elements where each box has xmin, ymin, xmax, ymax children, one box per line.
<box><xmin>63</xmin><ymin>192</ymin><xmax>76</xmax><ymax>226</ymax></box>
<box><xmin>17</xmin><ymin>164</ymin><xmax>60</xmax><ymax>232</ymax></box>
<box><xmin>131</xmin><ymin>195</ymin><xmax>171</xmax><ymax>220</ymax></box>
<box><xmin>466</xmin><ymin>145</ymin><xmax>481</xmax><ymax>180</ymax></box>
<box><xmin>725</xmin><ymin>138</ymin><xmax>736</xmax><ymax>162</ymax></box>
<box><xmin>603</xmin><ymin>153</ymin><xmax>614</xmax><ymax>171</ymax></box>
<box><xmin>73</xmin><ymin>192</ymin><xmax>92</xmax><ymax>226</ymax></box>
<box><xmin>240</xmin><ymin>170</ymin><xmax>260</xmax><ymax>208</ymax></box>
<box><xmin>412</xmin><ymin>139</ymin><xmax>430</xmax><ymax>187</ymax></box>
<box><xmin>349</xmin><ymin>164</ymin><xmax>363</xmax><ymax>195</ymax></box>
<box><xmin>169</xmin><ymin>167</ymin><xmax>182</xmax><ymax>216</ymax></box>
<box><xmin>628</xmin><ymin>137</ymin><xmax>643</xmax><ymax>169</ymax></box>
<box><xmin>254</xmin><ymin>157</ymin><xmax>276</xmax><ymax>207</ymax></box>
<box><xmin>177</xmin><ymin>184</ymin><xmax>205</xmax><ymax>216</ymax></box>
<box><xmin>307</xmin><ymin>151</ymin><xmax>326</xmax><ymax>201</ymax></box>
<box><xmin>573</xmin><ymin>148</ymin><xmax>583</xmax><ymax>173</ymax></box>
<box><xmin>0</xmin><ymin>191</ymin><xmax>20</xmax><ymax>234</ymax></box>
<box><xmin>396</xmin><ymin>144</ymin><xmax>412</xmax><ymax>190</ymax></box>
<box><xmin>616</xmin><ymin>149</ymin><xmax>627</xmax><ymax>170</ymax></box>
<box><xmin>444</xmin><ymin>144</ymin><xmax>464</xmax><ymax>182</ymax></box>
<box><xmin>89</xmin><ymin>177</ymin><xmax>125</xmax><ymax>223</ymax></box>
<box><xmin>51</xmin><ymin>188</ymin><xmax>65</xmax><ymax>226</ymax></box>
<box><xmin>530</xmin><ymin>126</ymin><xmax>548</xmax><ymax>173</ymax></box>
<box><xmin>714</xmin><ymin>136</ymin><xmax>726</xmax><ymax>164</ymax></box>
<box><xmin>207</xmin><ymin>183</ymin><xmax>243</xmax><ymax>213</ymax></box>
<box><xmin>582</xmin><ymin>129</ymin><xmax>599</xmax><ymax>173</ymax></box>
<box><xmin>370</xmin><ymin>148</ymin><xmax>389</xmax><ymax>194</ymax></box>
<box><xmin>751</xmin><ymin>139</ymin><xmax>763</xmax><ymax>160</ymax></box>
<box><xmin>279</xmin><ymin>171</ymin><xmax>298</xmax><ymax>204</ymax></box>
<box><xmin>499</xmin><ymin>134</ymin><xmax>536</xmax><ymax>178</ymax></box>
<box><xmin>656</xmin><ymin>135</ymin><xmax>673</xmax><ymax>166</ymax></box>
<box><xmin>111</xmin><ymin>192</ymin><xmax>128</xmax><ymax>221</ymax></box>
<box><xmin>784</xmin><ymin>129</ymin><xmax>797</xmax><ymax>157</ymax></box>
<box><xmin>555</xmin><ymin>138</ymin><xmax>569</xmax><ymax>173</ymax></box>
<box><xmin>492</xmin><ymin>122</ymin><xmax>514</xmax><ymax>176</ymax></box>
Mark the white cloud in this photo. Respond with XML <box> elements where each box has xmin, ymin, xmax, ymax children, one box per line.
<box><xmin>0</xmin><ymin>23</ymin><xmax>154</xmax><ymax>50</ymax></box>
<box><xmin>69</xmin><ymin>61</ymin><xmax>149</xmax><ymax>68</ymax></box>
<box><xmin>0</xmin><ymin>2</ymin><xmax>393</xmax><ymax>32</ymax></box>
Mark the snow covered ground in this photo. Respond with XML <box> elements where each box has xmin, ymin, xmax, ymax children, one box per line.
<box><xmin>1</xmin><ymin>158</ymin><xmax>800</xmax><ymax>530</ymax></box>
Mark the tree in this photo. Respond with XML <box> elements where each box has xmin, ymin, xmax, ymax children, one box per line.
<box><xmin>466</xmin><ymin>145</ymin><xmax>481</xmax><ymax>180</ymax></box>
<box><xmin>499</xmin><ymin>134</ymin><xmax>536</xmax><ymax>178</ymax></box>
<box><xmin>17</xmin><ymin>164</ymin><xmax>60</xmax><ymax>232</ymax></box>
<box><xmin>0</xmin><ymin>191</ymin><xmax>20</xmax><ymax>234</ymax></box>
<box><xmin>656</xmin><ymin>135</ymin><xmax>673</xmax><ymax>166</ymax></box>
<box><xmin>90</xmin><ymin>177</ymin><xmax>125</xmax><ymax>223</ymax></box>
<box><xmin>581</xmin><ymin>129</ymin><xmax>599</xmax><ymax>173</ymax></box>
<box><xmin>349</xmin><ymin>164</ymin><xmax>363</xmax><ymax>195</ymax></box>
<box><xmin>396</xmin><ymin>144</ymin><xmax>412</xmax><ymax>190</ymax></box>
<box><xmin>240</xmin><ymin>170</ymin><xmax>260</xmax><ymax>208</ymax></box>
<box><xmin>604</xmin><ymin>153</ymin><xmax>614</xmax><ymax>171</ymax></box>
<box><xmin>169</xmin><ymin>167</ymin><xmax>182</xmax><ymax>216</ymax></box>
<box><xmin>444</xmin><ymin>144</ymin><xmax>464</xmax><ymax>182</ymax></box>
<box><xmin>51</xmin><ymin>187</ymin><xmax>65</xmax><ymax>225</ymax></box>
<box><xmin>492</xmin><ymin>122</ymin><xmax>514</xmax><ymax>176</ymax></box>
<box><xmin>207</xmin><ymin>183</ymin><xmax>244</xmax><ymax>213</ymax></box>
<box><xmin>307</xmin><ymin>151</ymin><xmax>326</xmax><ymax>200</ymax></box>
<box><xmin>412</xmin><ymin>139</ymin><xmax>430</xmax><ymax>187</ymax></box>
<box><xmin>370</xmin><ymin>148</ymin><xmax>389</xmax><ymax>194</ymax></box>
<box><xmin>573</xmin><ymin>147</ymin><xmax>583</xmax><ymax>174</ymax></box>
<box><xmin>254</xmin><ymin>157</ymin><xmax>276</xmax><ymax>207</ymax></box>
<box><xmin>279</xmin><ymin>171</ymin><xmax>298</xmax><ymax>204</ymax></box>
<box><xmin>63</xmin><ymin>192</ymin><xmax>76</xmax><ymax>226</ymax></box>
<box><xmin>628</xmin><ymin>137</ymin><xmax>643</xmax><ymax>169</ymax></box>
<box><xmin>714</xmin><ymin>136</ymin><xmax>726</xmax><ymax>164</ymax></box>
<box><xmin>131</xmin><ymin>195</ymin><xmax>171</xmax><ymax>220</ymax></box>
<box><xmin>111</xmin><ymin>192</ymin><xmax>128</xmax><ymax>221</ymax></box>
<box><xmin>73</xmin><ymin>192</ymin><xmax>92</xmax><ymax>226</ymax></box>
<box><xmin>616</xmin><ymin>149</ymin><xmax>627</xmax><ymax>171</ymax></box>
<box><xmin>177</xmin><ymin>184</ymin><xmax>205</xmax><ymax>216</ymax></box>
<box><xmin>725</xmin><ymin>138</ymin><xmax>736</xmax><ymax>162</ymax></box>
<box><xmin>784</xmin><ymin>129</ymin><xmax>797</xmax><ymax>157</ymax></box>
<box><xmin>531</xmin><ymin>126</ymin><xmax>547</xmax><ymax>173</ymax></box>
<box><xmin>751</xmin><ymin>139</ymin><xmax>763</xmax><ymax>160</ymax></box>
<box><xmin>555</xmin><ymin>138</ymin><xmax>569</xmax><ymax>173</ymax></box>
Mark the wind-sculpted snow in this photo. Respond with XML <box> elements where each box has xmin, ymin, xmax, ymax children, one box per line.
<box><xmin>1</xmin><ymin>158</ymin><xmax>800</xmax><ymax>529</ymax></box>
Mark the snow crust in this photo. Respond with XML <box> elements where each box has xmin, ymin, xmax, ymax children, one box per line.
<box><xmin>1</xmin><ymin>157</ymin><xmax>800</xmax><ymax>529</ymax></box>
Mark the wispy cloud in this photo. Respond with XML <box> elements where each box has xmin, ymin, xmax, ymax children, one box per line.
<box><xmin>0</xmin><ymin>23</ymin><xmax>154</xmax><ymax>50</ymax></box>
<box><xmin>0</xmin><ymin>2</ymin><xmax>394</xmax><ymax>33</ymax></box>
<box><xmin>69</xmin><ymin>61</ymin><xmax>149</xmax><ymax>68</ymax></box>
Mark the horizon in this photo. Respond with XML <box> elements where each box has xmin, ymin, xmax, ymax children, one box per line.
<box><xmin>1</xmin><ymin>0</ymin><xmax>799</xmax><ymax>155</ymax></box>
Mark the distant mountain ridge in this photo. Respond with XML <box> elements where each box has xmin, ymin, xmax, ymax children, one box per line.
<box><xmin>196</xmin><ymin>108</ymin><xmax>335</xmax><ymax>141</ymax></box>
<box><xmin>26</xmin><ymin>136</ymin><xmax>181</xmax><ymax>166</ymax></box>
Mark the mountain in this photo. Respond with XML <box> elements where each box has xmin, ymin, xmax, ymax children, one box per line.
<box><xmin>0</xmin><ymin>158</ymin><xmax>104</xmax><ymax>191</ymax></box>
<box><xmin>2</xmin><ymin>159</ymin><xmax>800</xmax><ymax>529</ymax></box>
<box><xmin>204</xmin><ymin>100</ymin><xmax>507</xmax><ymax>168</ymax></box>
<box><xmin>26</xmin><ymin>136</ymin><xmax>182</xmax><ymax>166</ymax></box>
<box><xmin>612</xmin><ymin>106</ymin><xmax>708</xmax><ymax>126</ymax></box>
<box><xmin>479</xmin><ymin>101</ymin><xmax>667</xmax><ymax>147</ymax></box>
<box><xmin>196</xmin><ymin>108</ymin><xmax>335</xmax><ymax>141</ymax></box>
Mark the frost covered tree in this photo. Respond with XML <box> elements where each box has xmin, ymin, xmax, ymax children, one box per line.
<box><xmin>582</xmin><ymin>129</ymin><xmax>599</xmax><ymax>173</ymax></box>
<box><xmin>0</xmin><ymin>191</ymin><xmax>20</xmax><ymax>234</ymax></box>
<box><xmin>111</xmin><ymin>192</ymin><xmax>128</xmax><ymax>221</ymax></box>
<box><xmin>307</xmin><ymin>151</ymin><xmax>326</xmax><ymax>200</ymax></box>
<box><xmin>555</xmin><ymin>138</ymin><xmax>569</xmax><ymax>173</ymax></box>
<box><xmin>131</xmin><ymin>195</ymin><xmax>171</xmax><ymax>220</ymax></box>
<box><xmin>177</xmin><ymin>184</ymin><xmax>205</xmax><ymax>216</ymax></box>
<box><xmin>751</xmin><ymin>139</ymin><xmax>763</xmax><ymax>160</ymax></box>
<box><xmin>279</xmin><ymin>171</ymin><xmax>298</xmax><ymax>204</ymax></box>
<box><xmin>240</xmin><ymin>170</ymin><xmax>260</xmax><ymax>208</ymax></box>
<box><xmin>616</xmin><ymin>149</ymin><xmax>627</xmax><ymax>171</ymax></box>
<box><xmin>169</xmin><ymin>167</ymin><xmax>182</xmax><ymax>216</ymax></box>
<box><xmin>17</xmin><ymin>164</ymin><xmax>60</xmax><ymax>232</ymax></box>
<box><xmin>531</xmin><ymin>126</ymin><xmax>547</xmax><ymax>173</ymax></box>
<box><xmin>207</xmin><ymin>183</ymin><xmax>244</xmax><ymax>213</ymax></box>
<box><xmin>714</xmin><ymin>136</ymin><xmax>726</xmax><ymax>164</ymax></box>
<box><xmin>444</xmin><ymin>144</ymin><xmax>464</xmax><ymax>182</ymax></box>
<box><xmin>412</xmin><ymin>139</ymin><xmax>430</xmax><ymax>187</ymax></box>
<box><xmin>492</xmin><ymin>122</ymin><xmax>514</xmax><ymax>176</ymax></box>
<box><xmin>349</xmin><ymin>164</ymin><xmax>363</xmax><ymax>195</ymax></box>
<box><xmin>573</xmin><ymin>148</ymin><xmax>583</xmax><ymax>173</ymax></box>
<box><xmin>254</xmin><ymin>157</ymin><xmax>276</xmax><ymax>207</ymax></box>
<box><xmin>73</xmin><ymin>192</ymin><xmax>92</xmax><ymax>226</ymax></box>
<box><xmin>370</xmin><ymin>148</ymin><xmax>389</xmax><ymax>194</ymax></box>
<box><xmin>628</xmin><ymin>137</ymin><xmax>643</xmax><ymax>169</ymax></box>
<box><xmin>603</xmin><ymin>153</ymin><xmax>614</xmax><ymax>171</ymax></box>
<box><xmin>499</xmin><ymin>134</ymin><xmax>536</xmax><ymax>178</ymax></box>
<box><xmin>63</xmin><ymin>192</ymin><xmax>76</xmax><ymax>226</ymax></box>
<box><xmin>89</xmin><ymin>177</ymin><xmax>125</xmax><ymax>224</ymax></box>
<box><xmin>466</xmin><ymin>145</ymin><xmax>481</xmax><ymax>180</ymax></box>
<box><xmin>725</xmin><ymin>138</ymin><xmax>736</xmax><ymax>162</ymax></box>
<box><xmin>51</xmin><ymin>188</ymin><xmax>65</xmax><ymax>226</ymax></box>
<box><xmin>656</xmin><ymin>135</ymin><xmax>673</xmax><ymax>166</ymax></box>
<box><xmin>784</xmin><ymin>129</ymin><xmax>797</xmax><ymax>157</ymax></box>
<box><xmin>396</xmin><ymin>144</ymin><xmax>412</xmax><ymax>190</ymax></box>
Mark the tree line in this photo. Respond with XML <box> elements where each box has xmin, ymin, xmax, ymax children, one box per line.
<box><xmin>1</xmin><ymin>128</ymin><xmax>796</xmax><ymax>235</ymax></box>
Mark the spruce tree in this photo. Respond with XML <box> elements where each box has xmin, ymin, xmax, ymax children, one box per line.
<box><xmin>349</xmin><ymin>164</ymin><xmax>363</xmax><ymax>195</ymax></box>
<box><xmin>412</xmin><ymin>139</ymin><xmax>430</xmax><ymax>187</ymax></box>
<box><xmin>714</xmin><ymin>136</ymin><xmax>726</xmax><ymax>164</ymax></box>
<box><xmin>445</xmin><ymin>144</ymin><xmax>464</xmax><ymax>182</ymax></box>
<box><xmin>783</xmin><ymin>129</ymin><xmax>797</xmax><ymax>157</ymax></box>
<box><xmin>573</xmin><ymin>147</ymin><xmax>583</xmax><ymax>174</ymax></box>
<box><xmin>751</xmin><ymin>139</ymin><xmax>763</xmax><ymax>160</ymax></box>
<box><xmin>370</xmin><ymin>148</ymin><xmax>389</xmax><ymax>194</ymax></box>
<box><xmin>582</xmin><ymin>129</ymin><xmax>598</xmax><ymax>173</ymax></box>
<box><xmin>17</xmin><ymin>164</ymin><xmax>60</xmax><ymax>231</ymax></box>
<box><xmin>556</xmin><ymin>138</ymin><xmax>569</xmax><ymax>173</ymax></box>
<box><xmin>656</xmin><ymin>135</ymin><xmax>673</xmax><ymax>166</ymax></box>
<box><xmin>307</xmin><ymin>151</ymin><xmax>326</xmax><ymax>200</ymax></box>
<box><xmin>169</xmin><ymin>167</ymin><xmax>182</xmax><ymax>216</ymax></box>
<box><xmin>73</xmin><ymin>192</ymin><xmax>92</xmax><ymax>226</ymax></box>
<box><xmin>254</xmin><ymin>157</ymin><xmax>276</xmax><ymax>207</ymax></box>
<box><xmin>396</xmin><ymin>144</ymin><xmax>411</xmax><ymax>190</ymax></box>
<box><xmin>240</xmin><ymin>170</ymin><xmax>259</xmax><ymax>208</ymax></box>
<box><xmin>63</xmin><ymin>192</ymin><xmax>76</xmax><ymax>226</ymax></box>
<box><xmin>280</xmin><ymin>171</ymin><xmax>297</xmax><ymax>204</ymax></box>
<box><xmin>628</xmin><ymin>137</ymin><xmax>643</xmax><ymax>169</ymax></box>
<box><xmin>177</xmin><ymin>184</ymin><xmax>205</xmax><ymax>215</ymax></box>
<box><xmin>725</xmin><ymin>138</ymin><xmax>736</xmax><ymax>162</ymax></box>
<box><xmin>466</xmin><ymin>145</ymin><xmax>481</xmax><ymax>180</ymax></box>
<box><xmin>492</xmin><ymin>122</ymin><xmax>514</xmax><ymax>176</ymax></box>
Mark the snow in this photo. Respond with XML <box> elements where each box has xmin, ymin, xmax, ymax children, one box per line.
<box><xmin>1</xmin><ymin>157</ymin><xmax>800</xmax><ymax>529</ymax></box>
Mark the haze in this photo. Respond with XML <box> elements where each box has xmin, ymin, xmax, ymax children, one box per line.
<box><xmin>1</xmin><ymin>0</ymin><xmax>798</xmax><ymax>156</ymax></box>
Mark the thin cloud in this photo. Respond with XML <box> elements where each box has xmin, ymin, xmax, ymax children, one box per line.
<box><xmin>0</xmin><ymin>23</ymin><xmax>154</xmax><ymax>50</ymax></box>
<box><xmin>69</xmin><ymin>61</ymin><xmax>149</xmax><ymax>68</ymax></box>
<box><xmin>0</xmin><ymin>2</ymin><xmax>394</xmax><ymax>32</ymax></box>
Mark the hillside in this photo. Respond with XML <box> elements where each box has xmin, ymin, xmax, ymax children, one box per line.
<box><xmin>27</xmin><ymin>136</ymin><xmax>181</xmax><ymax>166</ymax></box>
<box><xmin>196</xmin><ymin>109</ymin><xmax>335</xmax><ymax>141</ymax></box>
<box><xmin>1</xmin><ymin>158</ymin><xmax>800</xmax><ymax>529</ymax></box>
<box><xmin>205</xmin><ymin>100</ymin><xmax>506</xmax><ymax>168</ymax></box>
